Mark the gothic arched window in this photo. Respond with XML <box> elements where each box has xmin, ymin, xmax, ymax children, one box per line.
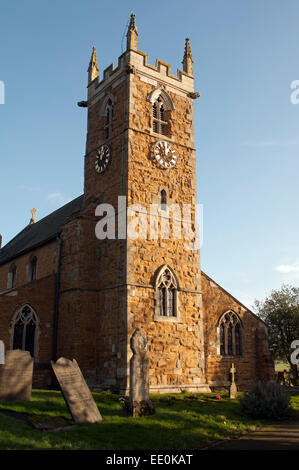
<box><xmin>152</xmin><ymin>96</ymin><xmax>168</xmax><ymax>135</ymax></box>
<box><xmin>30</xmin><ymin>256</ymin><xmax>37</xmax><ymax>282</ymax></box>
<box><xmin>105</xmin><ymin>98</ymin><xmax>114</xmax><ymax>138</ymax></box>
<box><xmin>219</xmin><ymin>311</ymin><xmax>242</xmax><ymax>356</ymax></box>
<box><xmin>155</xmin><ymin>265</ymin><xmax>178</xmax><ymax>317</ymax></box>
<box><xmin>10</xmin><ymin>305</ymin><xmax>39</xmax><ymax>358</ymax></box>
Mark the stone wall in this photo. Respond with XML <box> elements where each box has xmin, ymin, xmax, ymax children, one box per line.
<box><xmin>0</xmin><ymin>44</ymin><xmax>275</xmax><ymax>394</ymax></box>
<box><xmin>0</xmin><ymin>275</ymin><xmax>56</xmax><ymax>387</ymax></box>
<box><xmin>201</xmin><ymin>272</ymin><xmax>274</xmax><ymax>389</ymax></box>
<box><xmin>124</xmin><ymin>72</ymin><xmax>208</xmax><ymax>393</ymax></box>
<box><xmin>0</xmin><ymin>239</ymin><xmax>58</xmax><ymax>292</ymax></box>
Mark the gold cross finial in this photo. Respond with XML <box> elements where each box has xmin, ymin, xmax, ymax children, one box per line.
<box><xmin>30</xmin><ymin>208</ymin><xmax>37</xmax><ymax>225</ymax></box>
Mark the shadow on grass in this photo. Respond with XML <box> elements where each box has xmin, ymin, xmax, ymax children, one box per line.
<box><xmin>0</xmin><ymin>390</ymin><xmax>269</xmax><ymax>450</ymax></box>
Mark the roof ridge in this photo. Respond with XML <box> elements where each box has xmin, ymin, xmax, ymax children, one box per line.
<box><xmin>0</xmin><ymin>194</ymin><xmax>84</xmax><ymax>265</ymax></box>
<box><xmin>26</xmin><ymin>194</ymin><xmax>84</xmax><ymax>229</ymax></box>
<box><xmin>201</xmin><ymin>269</ymin><xmax>266</xmax><ymax>325</ymax></box>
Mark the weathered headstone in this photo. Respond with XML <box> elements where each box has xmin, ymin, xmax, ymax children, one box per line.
<box><xmin>129</xmin><ymin>328</ymin><xmax>155</xmax><ymax>417</ymax></box>
<box><xmin>51</xmin><ymin>357</ymin><xmax>102</xmax><ymax>423</ymax></box>
<box><xmin>229</xmin><ymin>363</ymin><xmax>237</xmax><ymax>399</ymax></box>
<box><xmin>0</xmin><ymin>350</ymin><xmax>34</xmax><ymax>401</ymax></box>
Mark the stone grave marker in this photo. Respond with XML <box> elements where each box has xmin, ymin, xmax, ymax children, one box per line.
<box><xmin>229</xmin><ymin>363</ymin><xmax>237</xmax><ymax>399</ymax></box>
<box><xmin>51</xmin><ymin>357</ymin><xmax>102</xmax><ymax>423</ymax></box>
<box><xmin>0</xmin><ymin>349</ymin><xmax>34</xmax><ymax>401</ymax></box>
<box><xmin>129</xmin><ymin>328</ymin><xmax>155</xmax><ymax>417</ymax></box>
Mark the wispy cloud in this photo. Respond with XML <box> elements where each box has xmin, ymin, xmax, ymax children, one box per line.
<box><xmin>242</xmin><ymin>139</ymin><xmax>299</xmax><ymax>148</ymax></box>
<box><xmin>275</xmin><ymin>257</ymin><xmax>299</xmax><ymax>279</ymax></box>
<box><xmin>47</xmin><ymin>191</ymin><xmax>71</xmax><ymax>207</ymax></box>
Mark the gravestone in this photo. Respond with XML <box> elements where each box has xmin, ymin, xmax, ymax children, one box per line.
<box><xmin>129</xmin><ymin>328</ymin><xmax>155</xmax><ymax>417</ymax></box>
<box><xmin>51</xmin><ymin>357</ymin><xmax>102</xmax><ymax>423</ymax></box>
<box><xmin>229</xmin><ymin>363</ymin><xmax>237</xmax><ymax>399</ymax></box>
<box><xmin>0</xmin><ymin>350</ymin><xmax>34</xmax><ymax>401</ymax></box>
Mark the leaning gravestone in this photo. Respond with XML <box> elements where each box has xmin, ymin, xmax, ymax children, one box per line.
<box><xmin>0</xmin><ymin>350</ymin><xmax>34</xmax><ymax>401</ymax></box>
<box><xmin>129</xmin><ymin>328</ymin><xmax>155</xmax><ymax>417</ymax></box>
<box><xmin>51</xmin><ymin>357</ymin><xmax>102</xmax><ymax>423</ymax></box>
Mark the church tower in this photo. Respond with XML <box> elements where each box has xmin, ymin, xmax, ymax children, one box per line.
<box><xmin>80</xmin><ymin>14</ymin><xmax>208</xmax><ymax>393</ymax></box>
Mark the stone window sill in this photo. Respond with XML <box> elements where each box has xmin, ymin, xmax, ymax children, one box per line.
<box><xmin>150</xmin><ymin>131</ymin><xmax>173</xmax><ymax>141</ymax></box>
<box><xmin>154</xmin><ymin>313</ymin><xmax>183</xmax><ymax>323</ymax></box>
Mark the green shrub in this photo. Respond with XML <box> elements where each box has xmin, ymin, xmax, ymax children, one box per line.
<box><xmin>239</xmin><ymin>381</ymin><xmax>290</xmax><ymax>419</ymax></box>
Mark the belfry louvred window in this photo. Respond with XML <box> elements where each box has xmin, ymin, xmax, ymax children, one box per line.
<box><xmin>219</xmin><ymin>311</ymin><xmax>242</xmax><ymax>356</ymax></box>
<box><xmin>152</xmin><ymin>96</ymin><xmax>168</xmax><ymax>135</ymax></box>
<box><xmin>11</xmin><ymin>305</ymin><xmax>39</xmax><ymax>358</ymax></box>
<box><xmin>156</xmin><ymin>266</ymin><xmax>178</xmax><ymax>317</ymax></box>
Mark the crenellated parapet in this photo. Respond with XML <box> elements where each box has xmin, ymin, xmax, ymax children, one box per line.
<box><xmin>87</xmin><ymin>14</ymin><xmax>196</xmax><ymax>106</ymax></box>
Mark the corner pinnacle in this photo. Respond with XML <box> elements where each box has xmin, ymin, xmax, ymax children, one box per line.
<box><xmin>182</xmin><ymin>38</ymin><xmax>194</xmax><ymax>76</ymax></box>
<box><xmin>126</xmin><ymin>13</ymin><xmax>138</xmax><ymax>51</ymax></box>
<box><xmin>88</xmin><ymin>46</ymin><xmax>99</xmax><ymax>83</ymax></box>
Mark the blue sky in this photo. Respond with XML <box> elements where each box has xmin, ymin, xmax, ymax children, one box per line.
<box><xmin>0</xmin><ymin>0</ymin><xmax>298</xmax><ymax>308</ymax></box>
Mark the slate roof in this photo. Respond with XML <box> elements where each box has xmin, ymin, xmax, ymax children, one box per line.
<box><xmin>0</xmin><ymin>195</ymin><xmax>84</xmax><ymax>266</ymax></box>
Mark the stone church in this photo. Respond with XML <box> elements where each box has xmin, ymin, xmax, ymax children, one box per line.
<box><xmin>0</xmin><ymin>15</ymin><xmax>273</xmax><ymax>393</ymax></box>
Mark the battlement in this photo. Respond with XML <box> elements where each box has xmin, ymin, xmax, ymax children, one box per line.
<box><xmin>87</xmin><ymin>15</ymin><xmax>196</xmax><ymax>105</ymax></box>
<box><xmin>88</xmin><ymin>48</ymin><xmax>194</xmax><ymax>105</ymax></box>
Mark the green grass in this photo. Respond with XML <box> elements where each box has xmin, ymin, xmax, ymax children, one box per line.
<box><xmin>0</xmin><ymin>389</ymin><xmax>297</xmax><ymax>450</ymax></box>
<box><xmin>290</xmin><ymin>391</ymin><xmax>299</xmax><ymax>411</ymax></box>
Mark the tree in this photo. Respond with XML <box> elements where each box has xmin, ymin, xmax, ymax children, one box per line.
<box><xmin>254</xmin><ymin>284</ymin><xmax>299</xmax><ymax>386</ymax></box>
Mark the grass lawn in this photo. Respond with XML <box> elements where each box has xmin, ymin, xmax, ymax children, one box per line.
<box><xmin>0</xmin><ymin>389</ymin><xmax>298</xmax><ymax>450</ymax></box>
<box><xmin>275</xmin><ymin>363</ymin><xmax>290</xmax><ymax>372</ymax></box>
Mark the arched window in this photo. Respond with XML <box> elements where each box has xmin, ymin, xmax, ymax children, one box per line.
<box><xmin>219</xmin><ymin>311</ymin><xmax>242</xmax><ymax>356</ymax></box>
<box><xmin>161</xmin><ymin>189</ymin><xmax>167</xmax><ymax>210</ymax></box>
<box><xmin>155</xmin><ymin>265</ymin><xmax>178</xmax><ymax>317</ymax></box>
<box><xmin>152</xmin><ymin>96</ymin><xmax>168</xmax><ymax>135</ymax></box>
<box><xmin>10</xmin><ymin>305</ymin><xmax>39</xmax><ymax>358</ymax></box>
<box><xmin>105</xmin><ymin>98</ymin><xmax>114</xmax><ymax>138</ymax></box>
<box><xmin>30</xmin><ymin>256</ymin><xmax>37</xmax><ymax>281</ymax></box>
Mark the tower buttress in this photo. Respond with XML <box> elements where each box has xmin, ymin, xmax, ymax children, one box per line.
<box><xmin>182</xmin><ymin>38</ymin><xmax>194</xmax><ymax>76</ymax></box>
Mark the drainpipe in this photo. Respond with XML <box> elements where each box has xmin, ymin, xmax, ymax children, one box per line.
<box><xmin>53</xmin><ymin>234</ymin><xmax>63</xmax><ymax>361</ymax></box>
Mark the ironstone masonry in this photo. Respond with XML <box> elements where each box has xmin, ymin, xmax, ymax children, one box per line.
<box><xmin>0</xmin><ymin>14</ymin><xmax>274</xmax><ymax>392</ymax></box>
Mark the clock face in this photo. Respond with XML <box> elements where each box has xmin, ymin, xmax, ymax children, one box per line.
<box><xmin>95</xmin><ymin>145</ymin><xmax>110</xmax><ymax>174</ymax></box>
<box><xmin>153</xmin><ymin>141</ymin><xmax>178</xmax><ymax>169</ymax></box>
